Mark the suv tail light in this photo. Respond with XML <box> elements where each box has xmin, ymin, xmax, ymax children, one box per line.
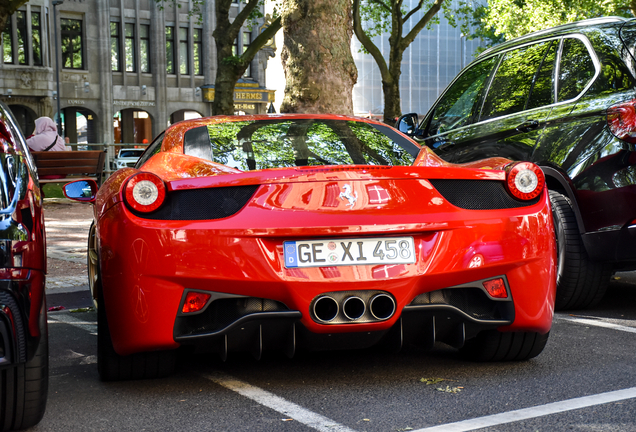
<box><xmin>124</xmin><ymin>172</ymin><xmax>166</xmax><ymax>212</ymax></box>
<box><xmin>505</xmin><ymin>162</ymin><xmax>545</xmax><ymax>200</ymax></box>
<box><xmin>607</xmin><ymin>100</ymin><xmax>636</xmax><ymax>144</ymax></box>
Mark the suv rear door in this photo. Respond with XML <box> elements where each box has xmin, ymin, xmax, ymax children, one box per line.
<box><xmin>419</xmin><ymin>40</ymin><xmax>558</xmax><ymax>163</ymax></box>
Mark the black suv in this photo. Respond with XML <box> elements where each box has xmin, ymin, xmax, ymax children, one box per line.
<box><xmin>398</xmin><ymin>17</ymin><xmax>636</xmax><ymax>310</ymax></box>
<box><xmin>0</xmin><ymin>102</ymin><xmax>48</xmax><ymax>430</ymax></box>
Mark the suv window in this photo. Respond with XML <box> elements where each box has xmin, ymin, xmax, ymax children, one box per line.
<box><xmin>557</xmin><ymin>37</ymin><xmax>596</xmax><ymax>101</ymax></box>
<box><xmin>526</xmin><ymin>41</ymin><xmax>558</xmax><ymax>110</ymax></box>
<box><xmin>480</xmin><ymin>41</ymin><xmax>554</xmax><ymax>121</ymax></box>
<box><xmin>426</xmin><ymin>56</ymin><xmax>498</xmax><ymax>136</ymax></box>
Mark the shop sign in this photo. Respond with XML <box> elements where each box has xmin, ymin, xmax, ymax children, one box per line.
<box><xmin>114</xmin><ymin>100</ymin><xmax>156</xmax><ymax>107</ymax></box>
<box><xmin>234</xmin><ymin>104</ymin><xmax>256</xmax><ymax>110</ymax></box>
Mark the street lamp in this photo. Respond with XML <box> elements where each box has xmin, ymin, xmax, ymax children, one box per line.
<box><xmin>52</xmin><ymin>0</ymin><xmax>64</xmax><ymax>135</ymax></box>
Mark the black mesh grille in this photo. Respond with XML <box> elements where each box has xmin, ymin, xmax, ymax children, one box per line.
<box><xmin>132</xmin><ymin>185</ymin><xmax>259</xmax><ymax>220</ymax></box>
<box><xmin>410</xmin><ymin>288</ymin><xmax>510</xmax><ymax>321</ymax></box>
<box><xmin>429</xmin><ymin>179</ymin><xmax>540</xmax><ymax>210</ymax></box>
<box><xmin>178</xmin><ymin>297</ymin><xmax>290</xmax><ymax>336</ymax></box>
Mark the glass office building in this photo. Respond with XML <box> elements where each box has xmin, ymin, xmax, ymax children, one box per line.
<box><xmin>352</xmin><ymin>1</ymin><xmax>484</xmax><ymax>117</ymax></box>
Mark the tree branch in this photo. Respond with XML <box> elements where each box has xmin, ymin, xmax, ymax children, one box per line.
<box><xmin>403</xmin><ymin>0</ymin><xmax>426</xmax><ymax>23</ymax></box>
<box><xmin>367</xmin><ymin>0</ymin><xmax>392</xmax><ymax>14</ymax></box>
<box><xmin>240</xmin><ymin>16</ymin><xmax>281</xmax><ymax>65</ymax></box>
<box><xmin>352</xmin><ymin>0</ymin><xmax>390</xmax><ymax>79</ymax></box>
<box><xmin>402</xmin><ymin>0</ymin><xmax>444</xmax><ymax>47</ymax></box>
<box><xmin>229</xmin><ymin>0</ymin><xmax>261</xmax><ymax>38</ymax></box>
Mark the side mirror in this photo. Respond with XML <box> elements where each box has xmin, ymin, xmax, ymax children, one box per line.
<box><xmin>396</xmin><ymin>113</ymin><xmax>419</xmax><ymax>135</ymax></box>
<box><xmin>63</xmin><ymin>179</ymin><xmax>98</xmax><ymax>203</ymax></box>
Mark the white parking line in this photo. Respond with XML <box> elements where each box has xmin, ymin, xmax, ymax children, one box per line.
<box><xmin>412</xmin><ymin>387</ymin><xmax>636</xmax><ymax>432</ymax></box>
<box><xmin>49</xmin><ymin>311</ymin><xmax>636</xmax><ymax>432</ymax></box>
<box><xmin>203</xmin><ymin>372</ymin><xmax>357</xmax><ymax>432</ymax></box>
<box><xmin>49</xmin><ymin>312</ymin><xmax>97</xmax><ymax>335</ymax></box>
<box><xmin>559</xmin><ymin>316</ymin><xmax>636</xmax><ymax>334</ymax></box>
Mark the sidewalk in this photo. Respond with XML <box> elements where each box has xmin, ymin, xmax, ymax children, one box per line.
<box><xmin>43</xmin><ymin>198</ymin><xmax>93</xmax><ymax>295</ymax></box>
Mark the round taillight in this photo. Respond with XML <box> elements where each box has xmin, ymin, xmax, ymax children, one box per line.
<box><xmin>124</xmin><ymin>172</ymin><xmax>166</xmax><ymax>212</ymax></box>
<box><xmin>506</xmin><ymin>162</ymin><xmax>545</xmax><ymax>200</ymax></box>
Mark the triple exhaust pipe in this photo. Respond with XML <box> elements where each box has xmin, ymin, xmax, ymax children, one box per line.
<box><xmin>313</xmin><ymin>292</ymin><xmax>396</xmax><ymax>324</ymax></box>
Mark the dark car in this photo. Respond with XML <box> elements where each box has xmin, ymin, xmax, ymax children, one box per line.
<box><xmin>0</xmin><ymin>102</ymin><xmax>48</xmax><ymax>430</ymax></box>
<box><xmin>397</xmin><ymin>17</ymin><xmax>636</xmax><ymax>310</ymax></box>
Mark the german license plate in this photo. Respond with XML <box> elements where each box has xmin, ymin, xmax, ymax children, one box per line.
<box><xmin>283</xmin><ymin>237</ymin><xmax>415</xmax><ymax>268</ymax></box>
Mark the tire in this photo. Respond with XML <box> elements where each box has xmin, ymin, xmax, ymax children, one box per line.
<box><xmin>97</xmin><ymin>281</ymin><xmax>177</xmax><ymax>381</ymax></box>
<box><xmin>459</xmin><ymin>330</ymin><xmax>549</xmax><ymax>362</ymax></box>
<box><xmin>87</xmin><ymin>222</ymin><xmax>98</xmax><ymax>309</ymax></box>
<box><xmin>0</xmin><ymin>303</ymin><xmax>48</xmax><ymax>431</ymax></box>
<box><xmin>549</xmin><ymin>190</ymin><xmax>612</xmax><ymax>310</ymax></box>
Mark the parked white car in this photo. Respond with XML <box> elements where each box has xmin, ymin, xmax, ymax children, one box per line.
<box><xmin>112</xmin><ymin>148</ymin><xmax>145</xmax><ymax>170</ymax></box>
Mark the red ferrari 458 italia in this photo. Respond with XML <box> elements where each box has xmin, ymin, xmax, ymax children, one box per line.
<box><xmin>64</xmin><ymin>114</ymin><xmax>556</xmax><ymax>381</ymax></box>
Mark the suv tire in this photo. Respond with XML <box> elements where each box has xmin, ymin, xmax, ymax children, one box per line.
<box><xmin>0</xmin><ymin>304</ymin><xmax>48</xmax><ymax>432</ymax></box>
<box><xmin>549</xmin><ymin>190</ymin><xmax>612</xmax><ymax>310</ymax></box>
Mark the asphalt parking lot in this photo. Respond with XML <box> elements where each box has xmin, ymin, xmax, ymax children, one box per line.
<box><xmin>36</xmin><ymin>200</ymin><xmax>636</xmax><ymax>431</ymax></box>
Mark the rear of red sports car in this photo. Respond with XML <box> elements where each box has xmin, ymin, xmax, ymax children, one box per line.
<box><xmin>70</xmin><ymin>115</ymin><xmax>556</xmax><ymax>381</ymax></box>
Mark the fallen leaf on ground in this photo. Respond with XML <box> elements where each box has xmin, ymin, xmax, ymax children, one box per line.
<box><xmin>436</xmin><ymin>385</ymin><xmax>463</xmax><ymax>393</ymax></box>
<box><xmin>420</xmin><ymin>377</ymin><xmax>446</xmax><ymax>385</ymax></box>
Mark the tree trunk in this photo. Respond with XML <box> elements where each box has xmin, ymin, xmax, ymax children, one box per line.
<box><xmin>280</xmin><ymin>0</ymin><xmax>357</xmax><ymax>114</ymax></box>
<box><xmin>382</xmin><ymin>78</ymin><xmax>402</xmax><ymax>125</ymax></box>
<box><xmin>212</xmin><ymin>1</ymin><xmax>281</xmax><ymax>116</ymax></box>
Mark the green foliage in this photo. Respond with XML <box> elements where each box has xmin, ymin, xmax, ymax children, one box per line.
<box><xmin>221</xmin><ymin>55</ymin><xmax>245</xmax><ymax>67</ymax></box>
<box><xmin>357</xmin><ymin>0</ymin><xmax>456</xmax><ymax>53</ymax></box>
<box><xmin>462</xmin><ymin>0</ymin><xmax>635</xmax><ymax>47</ymax></box>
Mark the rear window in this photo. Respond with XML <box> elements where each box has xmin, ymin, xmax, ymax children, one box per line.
<box><xmin>182</xmin><ymin>119</ymin><xmax>420</xmax><ymax>170</ymax></box>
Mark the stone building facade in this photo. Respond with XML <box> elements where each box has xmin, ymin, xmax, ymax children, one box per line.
<box><xmin>0</xmin><ymin>0</ymin><xmax>275</xmax><ymax>147</ymax></box>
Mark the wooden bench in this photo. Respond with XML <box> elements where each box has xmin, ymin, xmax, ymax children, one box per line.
<box><xmin>31</xmin><ymin>150</ymin><xmax>106</xmax><ymax>186</ymax></box>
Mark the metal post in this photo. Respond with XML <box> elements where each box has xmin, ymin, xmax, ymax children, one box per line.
<box><xmin>460</xmin><ymin>33</ymin><xmax>465</xmax><ymax>70</ymax></box>
<box><xmin>52</xmin><ymin>1</ymin><xmax>64</xmax><ymax>135</ymax></box>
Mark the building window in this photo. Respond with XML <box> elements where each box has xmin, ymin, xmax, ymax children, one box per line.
<box><xmin>2</xmin><ymin>9</ymin><xmax>45</xmax><ymax>66</ymax></box>
<box><xmin>140</xmin><ymin>24</ymin><xmax>150</xmax><ymax>73</ymax></box>
<box><xmin>179</xmin><ymin>27</ymin><xmax>189</xmax><ymax>75</ymax></box>
<box><xmin>2</xmin><ymin>25</ymin><xmax>12</xmax><ymax>64</ymax></box>
<box><xmin>61</xmin><ymin>18</ymin><xmax>84</xmax><ymax>69</ymax></box>
<box><xmin>32</xmin><ymin>12</ymin><xmax>42</xmax><ymax>65</ymax></box>
<box><xmin>193</xmin><ymin>28</ymin><xmax>202</xmax><ymax>76</ymax></box>
<box><xmin>110</xmin><ymin>22</ymin><xmax>121</xmax><ymax>71</ymax></box>
<box><xmin>166</xmin><ymin>26</ymin><xmax>175</xmax><ymax>74</ymax></box>
<box><xmin>232</xmin><ymin>38</ymin><xmax>238</xmax><ymax>56</ymax></box>
<box><xmin>242</xmin><ymin>31</ymin><xmax>251</xmax><ymax>77</ymax></box>
<box><xmin>16</xmin><ymin>11</ymin><xmax>27</xmax><ymax>65</ymax></box>
<box><xmin>125</xmin><ymin>23</ymin><xmax>135</xmax><ymax>72</ymax></box>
